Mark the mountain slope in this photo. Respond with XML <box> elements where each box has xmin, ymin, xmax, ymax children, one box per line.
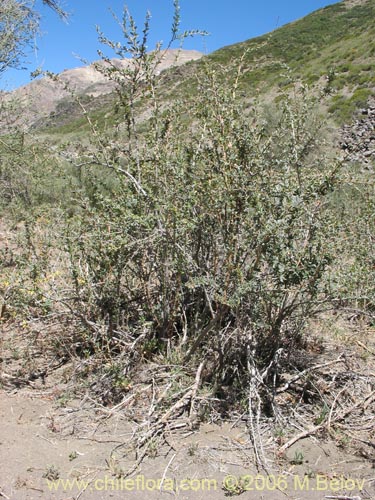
<box><xmin>2</xmin><ymin>0</ymin><xmax>374</xmax><ymax>134</ymax></box>
<box><xmin>174</xmin><ymin>0</ymin><xmax>375</xmax><ymax>123</ymax></box>
<box><xmin>59</xmin><ymin>0</ymin><xmax>375</xmax><ymax>135</ymax></box>
<box><xmin>1</xmin><ymin>49</ymin><xmax>203</xmax><ymax>130</ymax></box>
<box><xmin>119</xmin><ymin>1</ymin><xmax>363</xmax><ymax>127</ymax></box>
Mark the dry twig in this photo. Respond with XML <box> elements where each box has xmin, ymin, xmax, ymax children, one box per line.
<box><xmin>279</xmin><ymin>389</ymin><xmax>375</xmax><ymax>454</ymax></box>
<box><xmin>325</xmin><ymin>496</ymin><xmax>361</xmax><ymax>500</ymax></box>
<box><xmin>356</xmin><ymin>340</ymin><xmax>375</xmax><ymax>356</ymax></box>
<box><xmin>159</xmin><ymin>453</ymin><xmax>177</xmax><ymax>491</ymax></box>
<box><xmin>276</xmin><ymin>355</ymin><xmax>345</xmax><ymax>394</ymax></box>
<box><xmin>189</xmin><ymin>360</ymin><xmax>205</xmax><ymax>419</ymax></box>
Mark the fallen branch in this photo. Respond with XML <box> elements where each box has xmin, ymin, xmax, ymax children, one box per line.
<box><xmin>325</xmin><ymin>496</ymin><xmax>361</xmax><ymax>500</ymax></box>
<box><xmin>159</xmin><ymin>453</ymin><xmax>177</xmax><ymax>491</ymax></box>
<box><xmin>135</xmin><ymin>386</ymin><xmax>194</xmax><ymax>451</ymax></box>
<box><xmin>327</xmin><ymin>386</ymin><xmax>347</xmax><ymax>432</ymax></box>
<box><xmin>160</xmin><ymin>387</ymin><xmax>193</xmax><ymax>423</ymax></box>
<box><xmin>279</xmin><ymin>389</ymin><xmax>375</xmax><ymax>454</ymax></box>
<box><xmin>278</xmin><ymin>424</ymin><xmax>322</xmax><ymax>454</ymax></box>
<box><xmin>342</xmin><ymin>433</ymin><xmax>375</xmax><ymax>450</ymax></box>
<box><xmin>276</xmin><ymin>355</ymin><xmax>345</xmax><ymax>394</ymax></box>
<box><xmin>189</xmin><ymin>360</ymin><xmax>205</xmax><ymax>419</ymax></box>
<box><xmin>356</xmin><ymin>340</ymin><xmax>375</xmax><ymax>356</ymax></box>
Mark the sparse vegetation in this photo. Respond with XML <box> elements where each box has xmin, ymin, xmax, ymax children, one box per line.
<box><xmin>290</xmin><ymin>450</ymin><xmax>304</xmax><ymax>465</ymax></box>
<box><xmin>42</xmin><ymin>465</ymin><xmax>60</xmax><ymax>481</ymax></box>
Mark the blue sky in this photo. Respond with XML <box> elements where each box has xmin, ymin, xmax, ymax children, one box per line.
<box><xmin>1</xmin><ymin>0</ymin><xmax>339</xmax><ymax>90</ymax></box>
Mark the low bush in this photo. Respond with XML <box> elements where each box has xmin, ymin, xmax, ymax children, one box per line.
<box><xmin>58</xmin><ymin>5</ymin><xmax>343</xmax><ymax>405</ymax></box>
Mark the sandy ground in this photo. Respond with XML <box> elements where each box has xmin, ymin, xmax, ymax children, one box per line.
<box><xmin>0</xmin><ymin>386</ymin><xmax>374</xmax><ymax>500</ymax></box>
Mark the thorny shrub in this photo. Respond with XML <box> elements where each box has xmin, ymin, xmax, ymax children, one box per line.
<box><xmin>59</xmin><ymin>2</ymin><xmax>343</xmax><ymax>405</ymax></box>
<box><xmin>2</xmin><ymin>2</ymin><xmax>373</xmax><ymax>416</ymax></box>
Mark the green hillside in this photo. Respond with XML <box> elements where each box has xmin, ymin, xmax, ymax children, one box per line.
<box><xmin>175</xmin><ymin>0</ymin><xmax>375</xmax><ymax>122</ymax></box>
<box><xmin>211</xmin><ymin>0</ymin><xmax>374</xmax><ymax>78</ymax></box>
<box><xmin>38</xmin><ymin>0</ymin><xmax>375</xmax><ymax>138</ymax></box>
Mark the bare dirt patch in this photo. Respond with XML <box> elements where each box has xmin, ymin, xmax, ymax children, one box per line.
<box><xmin>1</xmin><ymin>318</ymin><xmax>375</xmax><ymax>500</ymax></box>
<box><xmin>1</xmin><ymin>389</ymin><xmax>374</xmax><ymax>500</ymax></box>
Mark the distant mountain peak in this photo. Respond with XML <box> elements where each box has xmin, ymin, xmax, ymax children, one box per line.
<box><xmin>2</xmin><ymin>49</ymin><xmax>203</xmax><ymax>130</ymax></box>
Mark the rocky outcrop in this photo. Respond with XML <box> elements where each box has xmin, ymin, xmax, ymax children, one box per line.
<box><xmin>1</xmin><ymin>50</ymin><xmax>203</xmax><ymax>131</ymax></box>
<box><xmin>340</xmin><ymin>97</ymin><xmax>375</xmax><ymax>168</ymax></box>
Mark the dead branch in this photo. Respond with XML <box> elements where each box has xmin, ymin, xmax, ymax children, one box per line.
<box><xmin>189</xmin><ymin>360</ymin><xmax>206</xmax><ymax>419</ymax></box>
<box><xmin>160</xmin><ymin>387</ymin><xmax>193</xmax><ymax>423</ymax></box>
<box><xmin>183</xmin><ymin>315</ymin><xmax>221</xmax><ymax>363</ymax></box>
<box><xmin>159</xmin><ymin>453</ymin><xmax>177</xmax><ymax>491</ymax></box>
<box><xmin>356</xmin><ymin>340</ymin><xmax>375</xmax><ymax>356</ymax></box>
<box><xmin>279</xmin><ymin>389</ymin><xmax>375</xmax><ymax>454</ymax></box>
<box><xmin>342</xmin><ymin>432</ymin><xmax>375</xmax><ymax>450</ymax></box>
<box><xmin>327</xmin><ymin>386</ymin><xmax>347</xmax><ymax>432</ymax></box>
<box><xmin>325</xmin><ymin>496</ymin><xmax>361</xmax><ymax>500</ymax></box>
<box><xmin>276</xmin><ymin>355</ymin><xmax>345</xmax><ymax>394</ymax></box>
<box><xmin>278</xmin><ymin>424</ymin><xmax>323</xmax><ymax>454</ymax></box>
